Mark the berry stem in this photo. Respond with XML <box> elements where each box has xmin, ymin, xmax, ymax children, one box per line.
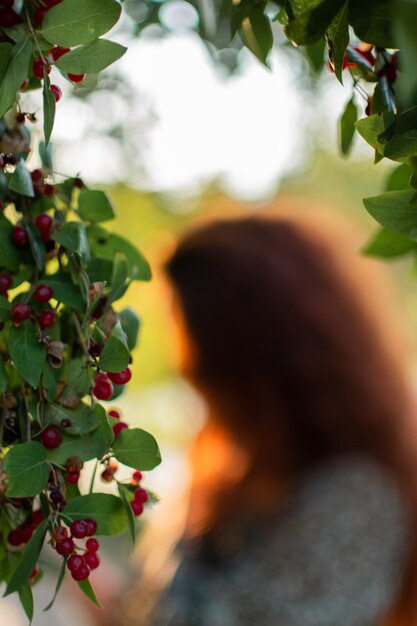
<box><xmin>89</xmin><ymin>459</ymin><xmax>99</xmax><ymax>494</ymax></box>
<box><xmin>24</xmin><ymin>0</ymin><xmax>47</xmax><ymax>64</ymax></box>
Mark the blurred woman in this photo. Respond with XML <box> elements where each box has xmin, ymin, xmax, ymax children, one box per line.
<box><xmin>127</xmin><ymin>216</ymin><xmax>417</xmax><ymax>626</ymax></box>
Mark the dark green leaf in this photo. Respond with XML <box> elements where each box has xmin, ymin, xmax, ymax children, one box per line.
<box><xmin>107</xmin><ymin>253</ymin><xmax>129</xmax><ymax>305</ymax></box>
<box><xmin>86</xmin><ymin>257</ymin><xmax>113</xmax><ymax>284</ymax></box>
<box><xmin>18</xmin><ymin>581</ymin><xmax>34</xmax><ymax>623</ymax></box>
<box><xmin>0</xmin><ymin>357</ymin><xmax>7</xmax><ymax>393</ymax></box>
<box><xmin>77</xmin><ymin>578</ymin><xmax>102</xmax><ymax>607</ymax></box>
<box><xmin>77</xmin><ymin>189</ymin><xmax>116</xmax><ymax>223</ymax></box>
<box><xmin>0</xmin><ymin>37</ymin><xmax>32</xmax><ymax>119</ymax></box>
<box><xmin>8</xmin><ymin>322</ymin><xmax>46</xmax><ymax>388</ymax></box>
<box><xmin>27</xmin><ymin>223</ymin><xmax>46</xmax><ymax>271</ymax></box>
<box><xmin>355</xmin><ymin>112</ymin><xmax>395</xmax><ymax>156</ymax></box>
<box><xmin>0</xmin><ymin>215</ymin><xmax>20</xmax><ymax>272</ymax></box>
<box><xmin>56</xmin><ymin>39</ymin><xmax>127</xmax><ymax>74</ymax></box>
<box><xmin>5</xmin><ymin>520</ymin><xmax>49</xmax><ymax>596</ymax></box>
<box><xmin>52</xmin><ymin>221</ymin><xmax>90</xmax><ymax>267</ymax></box>
<box><xmin>0</xmin><ymin>295</ymin><xmax>11</xmax><ymax>322</ymax></box>
<box><xmin>44</xmin><ymin>557</ymin><xmax>66</xmax><ymax>612</ymax></box>
<box><xmin>117</xmin><ymin>483</ymin><xmax>136</xmax><ymax>545</ymax></box>
<box><xmin>371</xmin><ymin>78</ymin><xmax>395</xmax><ymax>115</ymax></box>
<box><xmin>327</xmin><ymin>1</ymin><xmax>349</xmax><ymax>84</ymax></box>
<box><xmin>0</xmin><ymin>43</ymin><xmax>12</xmax><ymax>79</ymax></box>
<box><xmin>9</xmin><ymin>160</ymin><xmax>35</xmax><ymax>197</ymax></box>
<box><xmin>339</xmin><ymin>97</ymin><xmax>358</xmax><ymax>155</ymax></box>
<box><xmin>304</xmin><ymin>37</ymin><xmax>325</xmax><ymax>73</ymax></box>
<box><xmin>41</xmin><ymin>0</ymin><xmax>122</xmax><ymax>47</ymax></box>
<box><xmin>4</xmin><ymin>442</ymin><xmax>49</xmax><ymax>498</ymax></box>
<box><xmin>239</xmin><ymin>6</ymin><xmax>273</xmax><ymax>66</ymax></box>
<box><xmin>362</xmin><ymin>228</ymin><xmax>417</xmax><ymax>258</ymax></box>
<box><xmin>286</xmin><ymin>0</ymin><xmax>345</xmax><ymax>45</ymax></box>
<box><xmin>363</xmin><ymin>190</ymin><xmax>417</xmax><ymax>235</ymax></box>
<box><xmin>119</xmin><ymin>308</ymin><xmax>140</xmax><ymax>351</ymax></box>
<box><xmin>112</xmin><ymin>427</ymin><xmax>162</xmax><ymax>471</ymax></box>
<box><xmin>64</xmin><ymin>493</ymin><xmax>128</xmax><ymax>536</ymax></box>
<box><xmin>42</xmin><ymin>272</ymin><xmax>86</xmax><ymax>311</ymax></box>
<box><xmin>385</xmin><ymin>164</ymin><xmax>412</xmax><ymax>192</ymax></box>
<box><xmin>88</xmin><ymin>225</ymin><xmax>151</xmax><ymax>281</ymax></box>
<box><xmin>45</xmin><ymin>402</ymin><xmax>103</xmax><ymax>435</ymax></box>
<box><xmin>348</xmin><ymin>0</ymin><xmax>397</xmax><ymax>48</ymax></box>
<box><xmin>39</xmin><ymin>141</ymin><xmax>53</xmax><ymax>171</ymax></box>
<box><xmin>43</xmin><ymin>70</ymin><xmax>56</xmax><ymax>147</ymax></box>
<box><xmin>99</xmin><ymin>320</ymin><xmax>130</xmax><ymax>373</ymax></box>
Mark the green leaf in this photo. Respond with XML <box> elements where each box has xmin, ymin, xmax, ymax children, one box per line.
<box><xmin>239</xmin><ymin>6</ymin><xmax>273</xmax><ymax>66</ymax></box>
<box><xmin>362</xmin><ymin>228</ymin><xmax>417</xmax><ymax>258</ymax></box>
<box><xmin>56</xmin><ymin>39</ymin><xmax>127</xmax><ymax>74</ymax></box>
<box><xmin>107</xmin><ymin>253</ymin><xmax>129</xmax><ymax>305</ymax></box>
<box><xmin>4</xmin><ymin>442</ymin><xmax>49</xmax><ymax>498</ymax></box>
<box><xmin>52</xmin><ymin>221</ymin><xmax>90</xmax><ymax>267</ymax></box>
<box><xmin>77</xmin><ymin>578</ymin><xmax>102</xmax><ymax>607</ymax></box>
<box><xmin>304</xmin><ymin>37</ymin><xmax>326</xmax><ymax>73</ymax></box>
<box><xmin>327</xmin><ymin>1</ymin><xmax>349</xmax><ymax>84</ymax></box>
<box><xmin>5</xmin><ymin>520</ymin><xmax>49</xmax><ymax>596</ymax></box>
<box><xmin>39</xmin><ymin>141</ymin><xmax>53</xmax><ymax>171</ymax></box>
<box><xmin>9</xmin><ymin>160</ymin><xmax>35</xmax><ymax>197</ymax></box>
<box><xmin>45</xmin><ymin>402</ymin><xmax>103</xmax><ymax>435</ymax></box>
<box><xmin>112</xmin><ymin>427</ymin><xmax>162</xmax><ymax>471</ymax></box>
<box><xmin>385</xmin><ymin>164</ymin><xmax>412</xmax><ymax>192</ymax></box>
<box><xmin>371</xmin><ymin>78</ymin><xmax>395</xmax><ymax>115</ymax></box>
<box><xmin>43</xmin><ymin>70</ymin><xmax>56</xmax><ymax>147</ymax></box>
<box><xmin>86</xmin><ymin>257</ymin><xmax>113</xmax><ymax>284</ymax></box>
<box><xmin>285</xmin><ymin>0</ymin><xmax>345</xmax><ymax>45</ymax></box>
<box><xmin>339</xmin><ymin>97</ymin><xmax>358</xmax><ymax>156</ymax></box>
<box><xmin>0</xmin><ymin>357</ymin><xmax>7</xmax><ymax>393</ymax></box>
<box><xmin>348</xmin><ymin>0</ymin><xmax>396</xmax><ymax>48</ymax></box>
<box><xmin>0</xmin><ymin>215</ymin><xmax>20</xmax><ymax>272</ymax></box>
<box><xmin>18</xmin><ymin>581</ymin><xmax>34</xmax><ymax>623</ymax></box>
<box><xmin>355</xmin><ymin>112</ymin><xmax>395</xmax><ymax>156</ymax></box>
<box><xmin>8</xmin><ymin>323</ymin><xmax>46</xmax><ymax>388</ymax></box>
<box><xmin>0</xmin><ymin>42</ymin><xmax>12</xmax><ymax>78</ymax></box>
<box><xmin>42</xmin><ymin>272</ymin><xmax>86</xmax><ymax>311</ymax></box>
<box><xmin>88</xmin><ymin>225</ymin><xmax>151</xmax><ymax>281</ymax></box>
<box><xmin>44</xmin><ymin>557</ymin><xmax>66</xmax><ymax>612</ymax></box>
<box><xmin>99</xmin><ymin>320</ymin><xmax>130</xmax><ymax>373</ymax></box>
<box><xmin>64</xmin><ymin>493</ymin><xmax>128</xmax><ymax>536</ymax></box>
<box><xmin>363</xmin><ymin>190</ymin><xmax>417</xmax><ymax>236</ymax></box>
<box><xmin>117</xmin><ymin>483</ymin><xmax>136</xmax><ymax>545</ymax></box>
<box><xmin>0</xmin><ymin>295</ymin><xmax>11</xmax><ymax>323</ymax></box>
<box><xmin>77</xmin><ymin>189</ymin><xmax>116</xmax><ymax>223</ymax></box>
<box><xmin>0</xmin><ymin>37</ymin><xmax>32</xmax><ymax>119</ymax></box>
<box><xmin>41</xmin><ymin>0</ymin><xmax>122</xmax><ymax>47</ymax></box>
<box><xmin>27</xmin><ymin>223</ymin><xmax>46</xmax><ymax>271</ymax></box>
<box><xmin>119</xmin><ymin>308</ymin><xmax>140</xmax><ymax>351</ymax></box>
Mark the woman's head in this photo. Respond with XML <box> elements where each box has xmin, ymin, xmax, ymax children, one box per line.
<box><xmin>166</xmin><ymin>216</ymin><xmax>410</xmax><ymax>478</ymax></box>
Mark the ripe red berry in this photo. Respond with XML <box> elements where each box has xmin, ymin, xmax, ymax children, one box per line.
<box><xmin>16</xmin><ymin>112</ymin><xmax>26</xmax><ymax>125</ymax></box>
<box><xmin>20</xmin><ymin>79</ymin><xmax>29</xmax><ymax>91</ymax></box>
<box><xmin>93</xmin><ymin>375</ymin><xmax>114</xmax><ymax>401</ymax></box>
<box><xmin>108</xmin><ymin>367</ymin><xmax>132</xmax><ymax>385</ymax></box>
<box><xmin>71</xmin><ymin>564</ymin><xmax>90</xmax><ymax>581</ymax></box>
<box><xmin>67</xmin><ymin>554</ymin><xmax>84</xmax><ymax>572</ymax></box>
<box><xmin>50</xmin><ymin>84</ymin><xmax>62</xmax><ymax>102</ymax></box>
<box><xmin>0</xmin><ymin>7</ymin><xmax>20</xmax><ymax>27</ymax></box>
<box><xmin>32</xmin><ymin>59</ymin><xmax>50</xmax><ymax>80</ymax></box>
<box><xmin>50</xmin><ymin>46</ymin><xmax>70</xmax><ymax>62</ymax></box>
<box><xmin>84</xmin><ymin>551</ymin><xmax>100</xmax><ymax>570</ymax></box>
<box><xmin>56</xmin><ymin>538</ymin><xmax>74</xmax><ymax>556</ymax></box>
<box><xmin>101</xmin><ymin>467</ymin><xmax>115</xmax><ymax>483</ymax></box>
<box><xmin>66</xmin><ymin>471</ymin><xmax>80</xmax><ymax>485</ymax></box>
<box><xmin>8</xmin><ymin>528</ymin><xmax>22</xmax><ymax>546</ymax></box>
<box><xmin>35</xmin><ymin>213</ymin><xmax>53</xmax><ymax>240</ymax></box>
<box><xmin>0</xmin><ymin>274</ymin><xmax>12</xmax><ymax>293</ymax></box>
<box><xmin>35</xmin><ymin>284</ymin><xmax>54</xmax><ymax>303</ymax></box>
<box><xmin>11</xmin><ymin>302</ymin><xmax>31</xmax><ymax>324</ymax></box>
<box><xmin>108</xmin><ymin>409</ymin><xmax>121</xmax><ymax>420</ymax></box>
<box><xmin>113</xmin><ymin>421</ymin><xmax>128</xmax><ymax>437</ymax></box>
<box><xmin>134</xmin><ymin>488</ymin><xmax>149</xmax><ymax>504</ymax></box>
<box><xmin>73</xmin><ymin>177</ymin><xmax>85</xmax><ymax>189</ymax></box>
<box><xmin>68</xmin><ymin>73</ymin><xmax>86</xmax><ymax>83</ymax></box>
<box><xmin>53</xmin><ymin>526</ymin><xmax>68</xmax><ymax>543</ymax></box>
<box><xmin>65</xmin><ymin>456</ymin><xmax>84</xmax><ymax>472</ymax></box>
<box><xmin>11</xmin><ymin>223</ymin><xmax>29</xmax><ymax>247</ymax></box>
<box><xmin>70</xmin><ymin>520</ymin><xmax>88</xmax><ymax>539</ymax></box>
<box><xmin>130</xmin><ymin>500</ymin><xmax>144</xmax><ymax>516</ymax></box>
<box><xmin>40</xmin><ymin>425</ymin><xmax>62</xmax><ymax>449</ymax></box>
<box><xmin>29</xmin><ymin>565</ymin><xmax>39</xmax><ymax>582</ymax></box>
<box><xmin>85</xmin><ymin>519</ymin><xmax>97</xmax><ymax>536</ymax></box>
<box><xmin>132</xmin><ymin>470</ymin><xmax>143</xmax><ymax>484</ymax></box>
<box><xmin>31</xmin><ymin>169</ymin><xmax>44</xmax><ymax>186</ymax></box>
<box><xmin>0</xmin><ymin>1</ymin><xmax>15</xmax><ymax>8</ymax></box>
<box><xmin>42</xmin><ymin>183</ymin><xmax>56</xmax><ymax>197</ymax></box>
<box><xmin>38</xmin><ymin>310</ymin><xmax>56</xmax><ymax>328</ymax></box>
<box><xmin>20</xmin><ymin>524</ymin><xmax>34</xmax><ymax>543</ymax></box>
<box><xmin>86</xmin><ymin>537</ymin><xmax>99</xmax><ymax>552</ymax></box>
<box><xmin>34</xmin><ymin>6</ymin><xmax>47</xmax><ymax>25</ymax></box>
<box><xmin>32</xmin><ymin>509</ymin><xmax>43</xmax><ymax>526</ymax></box>
<box><xmin>45</xmin><ymin>0</ymin><xmax>64</xmax><ymax>6</ymax></box>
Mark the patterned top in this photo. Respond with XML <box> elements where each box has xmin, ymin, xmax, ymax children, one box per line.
<box><xmin>130</xmin><ymin>455</ymin><xmax>411</xmax><ymax>626</ymax></box>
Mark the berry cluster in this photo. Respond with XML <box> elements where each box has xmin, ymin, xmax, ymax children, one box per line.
<box><xmin>7</xmin><ymin>509</ymin><xmax>43</xmax><ymax>547</ymax></box>
<box><xmin>93</xmin><ymin>367</ymin><xmax>132</xmax><ymax>403</ymax></box>
<box><xmin>54</xmin><ymin>519</ymin><xmax>100</xmax><ymax>582</ymax></box>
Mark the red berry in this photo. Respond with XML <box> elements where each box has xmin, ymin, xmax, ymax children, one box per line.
<box><xmin>84</xmin><ymin>551</ymin><xmax>100</xmax><ymax>570</ymax></box>
<box><xmin>113</xmin><ymin>421</ymin><xmax>128</xmax><ymax>437</ymax></box>
<box><xmin>20</xmin><ymin>79</ymin><xmax>29</xmax><ymax>91</ymax></box>
<box><xmin>67</xmin><ymin>554</ymin><xmax>84</xmax><ymax>572</ymax></box>
<box><xmin>130</xmin><ymin>500</ymin><xmax>144</xmax><ymax>516</ymax></box>
<box><xmin>50</xmin><ymin>46</ymin><xmax>70</xmax><ymax>62</ymax></box>
<box><xmin>93</xmin><ymin>376</ymin><xmax>114</xmax><ymax>401</ymax></box>
<box><xmin>68</xmin><ymin>73</ymin><xmax>86</xmax><ymax>83</ymax></box>
<box><xmin>11</xmin><ymin>302</ymin><xmax>31</xmax><ymax>324</ymax></box>
<box><xmin>29</xmin><ymin>565</ymin><xmax>39</xmax><ymax>582</ymax></box>
<box><xmin>32</xmin><ymin>509</ymin><xmax>43</xmax><ymax>526</ymax></box>
<box><xmin>70</xmin><ymin>520</ymin><xmax>88</xmax><ymax>539</ymax></box>
<box><xmin>85</xmin><ymin>519</ymin><xmax>97</xmax><ymax>536</ymax></box>
<box><xmin>50</xmin><ymin>84</ymin><xmax>62</xmax><ymax>102</ymax></box>
<box><xmin>16</xmin><ymin>112</ymin><xmax>26</xmax><ymax>125</ymax></box>
<box><xmin>101</xmin><ymin>468</ymin><xmax>115</xmax><ymax>483</ymax></box>
<box><xmin>31</xmin><ymin>169</ymin><xmax>44</xmax><ymax>186</ymax></box>
<box><xmin>42</xmin><ymin>183</ymin><xmax>56</xmax><ymax>197</ymax></box>
<box><xmin>65</xmin><ymin>456</ymin><xmax>84</xmax><ymax>472</ymax></box>
<box><xmin>73</xmin><ymin>177</ymin><xmax>85</xmax><ymax>189</ymax></box>
<box><xmin>56</xmin><ymin>538</ymin><xmax>74</xmax><ymax>556</ymax></box>
<box><xmin>35</xmin><ymin>284</ymin><xmax>54</xmax><ymax>303</ymax></box>
<box><xmin>134</xmin><ymin>488</ymin><xmax>149</xmax><ymax>504</ymax></box>
<box><xmin>0</xmin><ymin>274</ymin><xmax>12</xmax><ymax>293</ymax></box>
<box><xmin>0</xmin><ymin>8</ymin><xmax>20</xmax><ymax>27</ymax></box>
<box><xmin>108</xmin><ymin>367</ymin><xmax>132</xmax><ymax>385</ymax></box>
<box><xmin>132</xmin><ymin>470</ymin><xmax>143</xmax><ymax>484</ymax></box>
<box><xmin>11</xmin><ymin>223</ymin><xmax>29</xmax><ymax>247</ymax></box>
<box><xmin>35</xmin><ymin>213</ymin><xmax>53</xmax><ymax>240</ymax></box>
<box><xmin>66</xmin><ymin>471</ymin><xmax>80</xmax><ymax>485</ymax></box>
<box><xmin>0</xmin><ymin>1</ymin><xmax>15</xmax><ymax>8</ymax></box>
<box><xmin>8</xmin><ymin>528</ymin><xmax>22</xmax><ymax>546</ymax></box>
<box><xmin>71</xmin><ymin>564</ymin><xmax>90</xmax><ymax>581</ymax></box>
<box><xmin>108</xmin><ymin>409</ymin><xmax>121</xmax><ymax>420</ymax></box>
<box><xmin>53</xmin><ymin>526</ymin><xmax>68</xmax><ymax>543</ymax></box>
<box><xmin>86</xmin><ymin>537</ymin><xmax>99</xmax><ymax>552</ymax></box>
<box><xmin>38</xmin><ymin>310</ymin><xmax>56</xmax><ymax>328</ymax></box>
<box><xmin>40</xmin><ymin>425</ymin><xmax>62</xmax><ymax>449</ymax></box>
<box><xmin>20</xmin><ymin>524</ymin><xmax>34</xmax><ymax>543</ymax></box>
<box><xmin>32</xmin><ymin>59</ymin><xmax>50</xmax><ymax>80</ymax></box>
<box><xmin>45</xmin><ymin>0</ymin><xmax>64</xmax><ymax>6</ymax></box>
<box><xmin>34</xmin><ymin>7</ymin><xmax>47</xmax><ymax>25</ymax></box>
